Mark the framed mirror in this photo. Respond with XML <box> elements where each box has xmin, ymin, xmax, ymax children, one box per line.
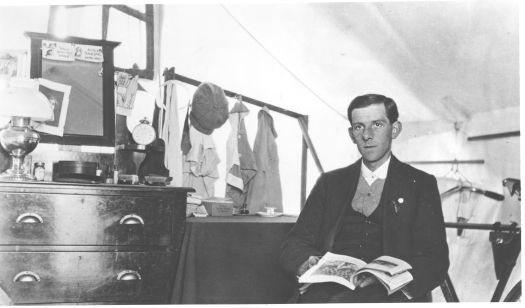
<box><xmin>25</xmin><ymin>31</ymin><xmax>120</xmax><ymax>146</ymax></box>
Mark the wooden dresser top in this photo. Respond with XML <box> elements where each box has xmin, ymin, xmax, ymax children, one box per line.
<box><xmin>0</xmin><ymin>181</ymin><xmax>194</xmax><ymax>196</ymax></box>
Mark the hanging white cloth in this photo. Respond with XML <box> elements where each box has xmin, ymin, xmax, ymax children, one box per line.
<box><xmin>225</xmin><ymin>103</ymin><xmax>245</xmax><ymax>190</ymax></box>
<box><xmin>225</xmin><ymin>101</ymin><xmax>257</xmax><ymax>209</ymax></box>
<box><xmin>156</xmin><ymin>80</ymin><xmax>183</xmax><ymax>186</ymax></box>
<box><xmin>183</xmin><ymin>126</ymin><xmax>221</xmax><ymax>198</ymax></box>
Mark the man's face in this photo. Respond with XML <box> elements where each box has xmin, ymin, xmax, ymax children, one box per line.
<box><xmin>348</xmin><ymin>104</ymin><xmax>401</xmax><ymax>170</ymax></box>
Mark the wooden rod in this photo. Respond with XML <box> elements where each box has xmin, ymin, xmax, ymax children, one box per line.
<box><xmin>300</xmin><ymin>116</ymin><xmax>308</xmax><ymax>209</ymax></box>
<box><xmin>445</xmin><ymin>222</ymin><xmax>520</xmax><ymax>231</ymax></box>
<box><xmin>467</xmin><ymin>131</ymin><xmax>520</xmax><ymax>141</ymax></box>
<box><xmin>111</xmin><ymin>5</ymin><xmax>148</xmax><ymax>21</ymax></box>
<box><xmin>441</xmin><ymin>274</ymin><xmax>460</xmax><ymax>302</ymax></box>
<box><xmin>173</xmin><ymin>73</ymin><xmax>306</xmax><ymax>119</ymax></box>
<box><xmin>298</xmin><ymin>116</ymin><xmax>324</xmax><ymax>173</ymax></box>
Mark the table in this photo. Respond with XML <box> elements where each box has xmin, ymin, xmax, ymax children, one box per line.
<box><xmin>171</xmin><ymin>215</ymin><xmax>298</xmax><ymax>304</ymax></box>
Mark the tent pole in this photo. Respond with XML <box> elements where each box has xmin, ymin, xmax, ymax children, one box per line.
<box><xmin>298</xmin><ymin>117</ymin><xmax>324</xmax><ymax>174</ymax></box>
<box><xmin>300</xmin><ymin>116</ymin><xmax>308</xmax><ymax>210</ymax></box>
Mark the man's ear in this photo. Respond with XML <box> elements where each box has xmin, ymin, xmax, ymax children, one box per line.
<box><xmin>348</xmin><ymin>127</ymin><xmax>357</xmax><ymax>144</ymax></box>
<box><xmin>391</xmin><ymin>121</ymin><xmax>402</xmax><ymax>139</ymax></box>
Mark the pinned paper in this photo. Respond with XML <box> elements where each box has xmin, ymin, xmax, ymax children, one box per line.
<box><xmin>74</xmin><ymin>44</ymin><xmax>104</xmax><ymax>63</ymax></box>
<box><xmin>42</xmin><ymin>40</ymin><xmax>103</xmax><ymax>63</ymax></box>
<box><xmin>42</xmin><ymin>40</ymin><xmax>75</xmax><ymax>62</ymax></box>
<box><xmin>115</xmin><ymin>71</ymin><xmax>139</xmax><ymax>116</ymax></box>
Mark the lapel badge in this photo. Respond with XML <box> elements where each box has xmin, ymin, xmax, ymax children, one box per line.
<box><xmin>393</xmin><ymin>197</ymin><xmax>404</xmax><ymax>214</ymax></box>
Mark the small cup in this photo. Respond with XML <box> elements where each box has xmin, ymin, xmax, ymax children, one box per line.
<box><xmin>265</xmin><ymin>207</ymin><xmax>276</xmax><ymax>215</ymax></box>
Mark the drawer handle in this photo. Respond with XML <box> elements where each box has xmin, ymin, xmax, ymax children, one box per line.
<box><xmin>119</xmin><ymin>214</ymin><xmax>144</xmax><ymax>225</ymax></box>
<box><xmin>13</xmin><ymin>271</ymin><xmax>41</xmax><ymax>282</ymax></box>
<box><xmin>117</xmin><ymin>270</ymin><xmax>142</xmax><ymax>281</ymax></box>
<box><xmin>16</xmin><ymin>213</ymin><xmax>43</xmax><ymax>224</ymax></box>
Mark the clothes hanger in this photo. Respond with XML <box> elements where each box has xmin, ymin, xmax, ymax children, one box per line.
<box><xmin>440</xmin><ymin>161</ymin><xmax>505</xmax><ymax>236</ymax></box>
<box><xmin>440</xmin><ymin>158</ymin><xmax>504</xmax><ymax>201</ymax></box>
<box><xmin>440</xmin><ymin>177</ymin><xmax>504</xmax><ymax>201</ymax></box>
<box><xmin>503</xmin><ymin>178</ymin><xmax>521</xmax><ymax>201</ymax></box>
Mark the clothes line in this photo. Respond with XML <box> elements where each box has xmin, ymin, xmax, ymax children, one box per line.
<box><xmin>173</xmin><ymin>73</ymin><xmax>306</xmax><ymax>119</ymax></box>
<box><xmin>406</xmin><ymin>159</ymin><xmax>484</xmax><ymax>165</ymax></box>
<box><xmin>173</xmin><ymin>72</ymin><xmax>325</xmax><ymax>174</ymax></box>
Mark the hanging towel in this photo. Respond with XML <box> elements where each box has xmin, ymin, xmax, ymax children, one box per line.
<box><xmin>157</xmin><ymin>80</ymin><xmax>183</xmax><ymax>186</ymax></box>
<box><xmin>246</xmin><ymin>106</ymin><xmax>283</xmax><ymax>213</ymax></box>
<box><xmin>183</xmin><ymin>126</ymin><xmax>221</xmax><ymax>198</ymax></box>
<box><xmin>225</xmin><ymin>101</ymin><xmax>257</xmax><ymax>209</ymax></box>
<box><xmin>181</xmin><ymin>104</ymin><xmax>192</xmax><ymax>155</ymax></box>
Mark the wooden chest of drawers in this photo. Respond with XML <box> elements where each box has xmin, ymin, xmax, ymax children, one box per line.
<box><xmin>0</xmin><ymin>181</ymin><xmax>192</xmax><ymax>305</ymax></box>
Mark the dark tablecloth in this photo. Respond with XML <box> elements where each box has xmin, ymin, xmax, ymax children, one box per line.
<box><xmin>171</xmin><ymin>215</ymin><xmax>298</xmax><ymax>304</ymax></box>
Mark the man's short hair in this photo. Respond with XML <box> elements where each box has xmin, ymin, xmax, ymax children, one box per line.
<box><xmin>347</xmin><ymin>94</ymin><xmax>399</xmax><ymax>124</ymax></box>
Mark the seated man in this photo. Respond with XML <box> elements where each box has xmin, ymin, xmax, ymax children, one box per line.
<box><xmin>279</xmin><ymin>94</ymin><xmax>449</xmax><ymax>303</ymax></box>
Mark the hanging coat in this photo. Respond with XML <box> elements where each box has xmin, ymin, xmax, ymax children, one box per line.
<box><xmin>225</xmin><ymin>102</ymin><xmax>257</xmax><ymax>209</ymax></box>
<box><xmin>183</xmin><ymin>126</ymin><xmax>220</xmax><ymax>198</ymax></box>
<box><xmin>246</xmin><ymin>106</ymin><xmax>283</xmax><ymax>213</ymax></box>
<box><xmin>157</xmin><ymin>80</ymin><xmax>183</xmax><ymax>186</ymax></box>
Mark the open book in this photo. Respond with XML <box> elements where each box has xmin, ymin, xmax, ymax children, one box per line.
<box><xmin>298</xmin><ymin>252</ymin><xmax>413</xmax><ymax>295</ymax></box>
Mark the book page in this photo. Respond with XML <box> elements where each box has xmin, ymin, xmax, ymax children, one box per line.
<box><xmin>360</xmin><ymin>255</ymin><xmax>412</xmax><ymax>276</ymax></box>
<box><xmin>298</xmin><ymin>252</ymin><xmax>367</xmax><ymax>290</ymax></box>
<box><xmin>356</xmin><ymin>269</ymin><xmax>413</xmax><ymax>295</ymax></box>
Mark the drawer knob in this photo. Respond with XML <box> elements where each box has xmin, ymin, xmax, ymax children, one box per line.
<box><xmin>16</xmin><ymin>213</ymin><xmax>43</xmax><ymax>224</ymax></box>
<box><xmin>13</xmin><ymin>271</ymin><xmax>41</xmax><ymax>282</ymax></box>
<box><xmin>119</xmin><ymin>214</ymin><xmax>144</xmax><ymax>225</ymax></box>
<box><xmin>117</xmin><ymin>270</ymin><xmax>142</xmax><ymax>281</ymax></box>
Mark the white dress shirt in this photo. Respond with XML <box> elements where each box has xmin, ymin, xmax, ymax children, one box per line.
<box><xmin>361</xmin><ymin>155</ymin><xmax>391</xmax><ymax>185</ymax></box>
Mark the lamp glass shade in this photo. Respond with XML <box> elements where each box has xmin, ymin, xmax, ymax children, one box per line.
<box><xmin>0</xmin><ymin>86</ymin><xmax>53</xmax><ymax>121</ymax></box>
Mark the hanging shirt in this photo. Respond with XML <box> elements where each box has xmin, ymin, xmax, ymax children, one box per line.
<box><xmin>157</xmin><ymin>80</ymin><xmax>183</xmax><ymax>186</ymax></box>
<box><xmin>225</xmin><ymin>102</ymin><xmax>257</xmax><ymax>208</ymax></box>
<box><xmin>183</xmin><ymin>126</ymin><xmax>220</xmax><ymax>198</ymax></box>
<box><xmin>246</xmin><ymin>106</ymin><xmax>283</xmax><ymax>213</ymax></box>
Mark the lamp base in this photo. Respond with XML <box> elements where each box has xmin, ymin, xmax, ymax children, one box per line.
<box><xmin>0</xmin><ymin>168</ymin><xmax>35</xmax><ymax>181</ymax></box>
<box><xmin>0</xmin><ymin>117</ymin><xmax>40</xmax><ymax>182</ymax></box>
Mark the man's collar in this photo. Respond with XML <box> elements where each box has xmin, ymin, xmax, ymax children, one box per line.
<box><xmin>361</xmin><ymin>155</ymin><xmax>391</xmax><ymax>184</ymax></box>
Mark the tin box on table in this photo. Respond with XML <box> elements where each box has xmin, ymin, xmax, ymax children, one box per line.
<box><xmin>202</xmin><ymin>197</ymin><xmax>234</xmax><ymax>216</ymax></box>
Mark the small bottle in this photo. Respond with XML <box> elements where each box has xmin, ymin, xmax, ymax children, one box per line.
<box><xmin>113</xmin><ymin>164</ymin><xmax>119</xmax><ymax>184</ymax></box>
<box><xmin>96</xmin><ymin>163</ymin><xmax>102</xmax><ymax>177</ymax></box>
<box><xmin>34</xmin><ymin>162</ymin><xmax>45</xmax><ymax>181</ymax></box>
<box><xmin>240</xmin><ymin>203</ymin><xmax>249</xmax><ymax>215</ymax></box>
<box><xmin>105</xmin><ymin>165</ymin><xmax>113</xmax><ymax>184</ymax></box>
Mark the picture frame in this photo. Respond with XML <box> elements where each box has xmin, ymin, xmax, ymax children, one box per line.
<box><xmin>34</xmin><ymin>78</ymin><xmax>72</xmax><ymax>136</ymax></box>
<box><xmin>26</xmin><ymin>31</ymin><xmax>118</xmax><ymax>146</ymax></box>
<box><xmin>0</xmin><ymin>49</ymin><xmax>28</xmax><ymax>78</ymax></box>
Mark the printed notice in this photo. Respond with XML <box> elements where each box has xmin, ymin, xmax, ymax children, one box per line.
<box><xmin>42</xmin><ymin>40</ymin><xmax>103</xmax><ymax>63</ymax></box>
<box><xmin>74</xmin><ymin>44</ymin><xmax>104</xmax><ymax>63</ymax></box>
<box><xmin>42</xmin><ymin>40</ymin><xmax>75</xmax><ymax>61</ymax></box>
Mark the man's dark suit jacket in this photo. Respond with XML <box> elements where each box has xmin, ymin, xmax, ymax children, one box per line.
<box><xmin>279</xmin><ymin>155</ymin><xmax>449</xmax><ymax>299</ymax></box>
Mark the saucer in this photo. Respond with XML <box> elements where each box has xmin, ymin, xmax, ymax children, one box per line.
<box><xmin>256</xmin><ymin>211</ymin><xmax>283</xmax><ymax>218</ymax></box>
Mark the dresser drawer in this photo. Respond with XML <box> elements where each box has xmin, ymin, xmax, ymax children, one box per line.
<box><xmin>0</xmin><ymin>192</ymin><xmax>178</xmax><ymax>246</ymax></box>
<box><xmin>0</xmin><ymin>251</ymin><xmax>176</xmax><ymax>304</ymax></box>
